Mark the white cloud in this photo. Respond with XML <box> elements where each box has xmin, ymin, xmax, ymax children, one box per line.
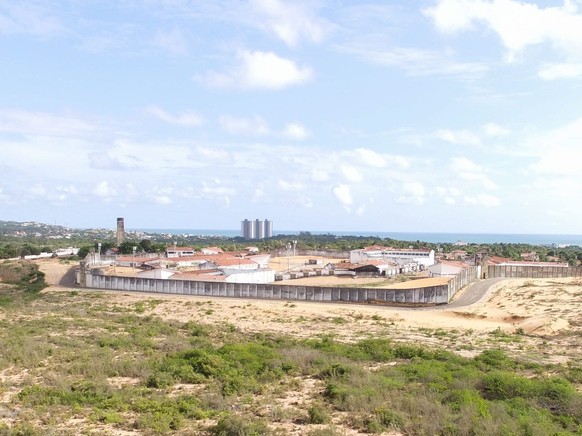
<box><xmin>463</xmin><ymin>193</ymin><xmax>501</xmax><ymax>208</ymax></box>
<box><xmin>0</xmin><ymin>2</ymin><xmax>62</xmax><ymax>36</ymax></box>
<box><xmin>450</xmin><ymin>157</ymin><xmax>497</xmax><ymax>190</ymax></box>
<box><xmin>277</xmin><ymin>180</ymin><xmax>303</xmax><ymax>192</ymax></box>
<box><xmin>527</xmin><ymin>116</ymin><xmax>582</xmax><ymax>176</ymax></box>
<box><xmin>450</xmin><ymin>156</ymin><xmax>481</xmax><ymax>174</ymax></box>
<box><xmin>425</xmin><ymin>0</ymin><xmax>582</xmax><ymax>61</ymax></box>
<box><xmin>249</xmin><ymin>0</ymin><xmax>332</xmax><ymax>47</ymax></box>
<box><xmin>153</xmin><ymin>28</ymin><xmax>189</xmax><ymax>55</ymax></box>
<box><xmin>333</xmin><ymin>184</ymin><xmax>353</xmax><ymax>210</ymax></box>
<box><xmin>386</xmin><ymin>155</ymin><xmax>412</xmax><ymax>170</ymax></box>
<box><xmin>283</xmin><ymin>123</ymin><xmax>309</xmax><ymax>140</ymax></box>
<box><xmin>195</xmin><ymin>146</ymin><xmax>230</xmax><ymax>161</ymax></box>
<box><xmin>253</xmin><ymin>186</ymin><xmax>265</xmax><ymax>203</ymax></box>
<box><xmin>92</xmin><ymin>181</ymin><xmax>117</xmax><ymax>199</ymax></box>
<box><xmin>200</xmin><ymin>50</ymin><xmax>313</xmax><ymax>90</ymax></box>
<box><xmin>153</xmin><ymin>195</ymin><xmax>172</xmax><ymax>205</ymax></box>
<box><xmin>200</xmin><ymin>182</ymin><xmax>234</xmax><ymax>197</ymax></box>
<box><xmin>0</xmin><ymin>109</ymin><xmax>96</xmax><ymax>136</ymax></box>
<box><xmin>310</xmin><ymin>168</ymin><xmax>329</xmax><ymax>182</ymax></box>
<box><xmin>146</xmin><ymin>105</ymin><xmax>204</xmax><ymax>126</ymax></box>
<box><xmin>28</xmin><ymin>184</ymin><xmax>47</xmax><ymax>197</ymax></box>
<box><xmin>397</xmin><ymin>182</ymin><xmax>426</xmax><ymax>205</ymax></box>
<box><xmin>296</xmin><ymin>193</ymin><xmax>314</xmax><ymax>208</ymax></box>
<box><xmin>436</xmin><ymin>129</ymin><xmax>481</xmax><ymax>146</ymax></box>
<box><xmin>340</xmin><ymin>165</ymin><xmax>363</xmax><ymax>183</ymax></box>
<box><xmin>220</xmin><ymin>115</ymin><xmax>269</xmax><ymax>136</ymax></box>
<box><xmin>355</xmin><ymin>148</ymin><xmax>385</xmax><ymax>168</ymax></box>
<box><xmin>0</xmin><ymin>186</ymin><xmax>9</xmax><ymax>202</ymax></box>
<box><xmin>340</xmin><ymin>44</ymin><xmax>487</xmax><ymax>77</ymax></box>
<box><xmin>435</xmin><ymin>186</ymin><xmax>461</xmax><ymax>205</ymax></box>
<box><xmin>484</xmin><ymin>122</ymin><xmax>510</xmax><ymax>136</ymax></box>
<box><xmin>538</xmin><ymin>63</ymin><xmax>582</xmax><ymax>80</ymax></box>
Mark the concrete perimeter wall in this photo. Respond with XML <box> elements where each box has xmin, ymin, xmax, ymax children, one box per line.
<box><xmin>81</xmin><ymin>265</ymin><xmax>480</xmax><ymax>306</ymax></box>
<box><xmin>447</xmin><ymin>266</ymin><xmax>480</xmax><ymax>301</ymax></box>
<box><xmin>270</xmin><ymin>249</ymin><xmax>349</xmax><ymax>259</ymax></box>
<box><xmin>487</xmin><ymin>265</ymin><xmax>582</xmax><ymax>279</ymax></box>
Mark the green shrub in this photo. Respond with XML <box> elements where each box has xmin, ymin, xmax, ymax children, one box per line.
<box><xmin>474</xmin><ymin>348</ymin><xmax>516</xmax><ymax>370</ymax></box>
<box><xmin>146</xmin><ymin>372</ymin><xmax>175</xmax><ymax>389</ymax></box>
<box><xmin>307</xmin><ymin>427</ymin><xmax>343</xmax><ymax>436</ymax></box>
<box><xmin>481</xmin><ymin>371</ymin><xmax>537</xmax><ymax>400</ymax></box>
<box><xmin>307</xmin><ymin>402</ymin><xmax>331</xmax><ymax>424</ymax></box>
<box><xmin>365</xmin><ymin>407</ymin><xmax>403</xmax><ymax>433</ymax></box>
<box><xmin>210</xmin><ymin>414</ymin><xmax>270</xmax><ymax>435</ymax></box>
<box><xmin>444</xmin><ymin>388</ymin><xmax>490</xmax><ymax>417</ymax></box>
<box><xmin>318</xmin><ymin>363</ymin><xmax>351</xmax><ymax>380</ymax></box>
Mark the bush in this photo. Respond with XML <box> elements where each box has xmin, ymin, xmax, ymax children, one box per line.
<box><xmin>365</xmin><ymin>407</ymin><xmax>403</xmax><ymax>433</ymax></box>
<box><xmin>210</xmin><ymin>414</ymin><xmax>270</xmax><ymax>435</ymax></box>
<box><xmin>481</xmin><ymin>371</ymin><xmax>536</xmax><ymax>400</ymax></box>
<box><xmin>474</xmin><ymin>348</ymin><xmax>516</xmax><ymax>370</ymax></box>
<box><xmin>307</xmin><ymin>403</ymin><xmax>331</xmax><ymax>424</ymax></box>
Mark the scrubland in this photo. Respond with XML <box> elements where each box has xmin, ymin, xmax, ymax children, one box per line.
<box><xmin>1</xmin><ymin>259</ymin><xmax>582</xmax><ymax>435</ymax></box>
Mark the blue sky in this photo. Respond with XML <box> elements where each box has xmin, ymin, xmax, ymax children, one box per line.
<box><xmin>1</xmin><ymin>0</ymin><xmax>582</xmax><ymax>234</ymax></box>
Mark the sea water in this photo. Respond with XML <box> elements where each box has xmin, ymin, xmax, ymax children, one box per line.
<box><xmin>134</xmin><ymin>229</ymin><xmax>582</xmax><ymax>246</ymax></box>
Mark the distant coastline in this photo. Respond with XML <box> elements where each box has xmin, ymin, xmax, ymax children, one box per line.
<box><xmin>134</xmin><ymin>229</ymin><xmax>582</xmax><ymax>246</ymax></box>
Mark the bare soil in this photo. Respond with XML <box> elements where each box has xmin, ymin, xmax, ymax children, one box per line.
<box><xmin>36</xmin><ymin>259</ymin><xmax>582</xmax><ymax>364</ymax></box>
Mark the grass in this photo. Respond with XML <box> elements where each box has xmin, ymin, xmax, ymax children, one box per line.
<box><xmin>0</xmin><ymin>260</ymin><xmax>48</xmax><ymax>307</ymax></box>
<box><xmin>2</xmin><ymin>269</ymin><xmax>582</xmax><ymax>434</ymax></box>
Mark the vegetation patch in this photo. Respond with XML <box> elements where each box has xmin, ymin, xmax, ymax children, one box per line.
<box><xmin>2</xmin><ymin>281</ymin><xmax>582</xmax><ymax>434</ymax></box>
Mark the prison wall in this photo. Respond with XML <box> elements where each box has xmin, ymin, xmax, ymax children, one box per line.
<box><xmin>447</xmin><ymin>266</ymin><xmax>480</xmax><ymax>301</ymax></box>
<box><xmin>81</xmin><ymin>265</ymin><xmax>480</xmax><ymax>306</ymax></box>
<box><xmin>487</xmin><ymin>265</ymin><xmax>582</xmax><ymax>279</ymax></box>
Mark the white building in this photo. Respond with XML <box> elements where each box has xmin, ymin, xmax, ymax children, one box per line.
<box><xmin>349</xmin><ymin>246</ymin><xmax>435</xmax><ymax>267</ymax></box>
<box><xmin>166</xmin><ymin>246</ymin><xmax>195</xmax><ymax>258</ymax></box>
<box><xmin>200</xmin><ymin>246</ymin><xmax>223</xmax><ymax>255</ymax></box>
<box><xmin>137</xmin><ymin>268</ymin><xmax>176</xmax><ymax>280</ymax></box>
<box><xmin>428</xmin><ymin>261</ymin><xmax>469</xmax><ymax>277</ymax></box>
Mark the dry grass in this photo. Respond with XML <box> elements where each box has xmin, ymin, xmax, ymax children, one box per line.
<box><xmin>1</xmin><ymin>260</ymin><xmax>582</xmax><ymax>434</ymax></box>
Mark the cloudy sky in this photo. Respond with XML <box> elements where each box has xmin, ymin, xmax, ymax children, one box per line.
<box><xmin>1</xmin><ymin>0</ymin><xmax>582</xmax><ymax>234</ymax></box>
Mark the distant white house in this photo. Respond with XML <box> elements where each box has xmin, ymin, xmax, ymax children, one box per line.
<box><xmin>200</xmin><ymin>246</ymin><xmax>223</xmax><ymax>255</ymax></box>
<box><xmin>223</xmin><ymin>269</ymin><xmax>275</xmax><ymax>283</ymax></box>
<box><xmin>137</xmin><ymin>268</ymin><xmax>176</xmax><ymax>280</ymax></box>
<box><xmin>166</xmin><ymin>246</ymin><xmax>195</xmax><ymax>258</ymax></box>
<box><xmin>428</xmin><ymin>261</ymin><xmax>469</xmax><ymax>277</ymax></box>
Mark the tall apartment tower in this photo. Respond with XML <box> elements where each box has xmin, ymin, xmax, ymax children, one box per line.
<box><xmin>241</xmin><ymin>219</ymin><xmax>254</xmax><ymax>240</ymax></box>
<box><xmin>241</xmin><ymin>218</ymin><xmax>272</xmax><ymax>240</ymax></box>
<box><xmin>254</xmin><ymin>219</ymin><xmax>265</xmax><ymax>239</ymax></box>
<box><xmin>264</xmin><ymin>219</ymin><xmax>273</xmax><ymax>238</ymax></box>
<box><xmin>116</xmin><ymin>217</ymin><xmax>125</xmax><ymax>246</ymax></box>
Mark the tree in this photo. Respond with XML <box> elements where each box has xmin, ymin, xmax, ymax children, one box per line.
<box><xmin>119</xmin><ymin>241</ymin><xmax>139</xmax><ymax>255</ymax></box>
<box><xmin>77</xmin><ymin>245</ymin><xmax>93</xmax><ymax>259</ymax></box>
<box><xmin>139</xmin><ymin>239</ymin><xmax>153</xmax><ymax>253</ymax></box>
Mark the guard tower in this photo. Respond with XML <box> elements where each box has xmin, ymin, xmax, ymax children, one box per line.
<box><xmin>116</xmin><ymin>217</ymin><xmax>125</xmax><ymax>246</ymax></box>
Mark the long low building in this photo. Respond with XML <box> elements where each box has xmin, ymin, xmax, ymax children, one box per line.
<box><xmin>349</xmin><ymin>246</ymin><xmax>435</xmax><ymax>267</ymax></box>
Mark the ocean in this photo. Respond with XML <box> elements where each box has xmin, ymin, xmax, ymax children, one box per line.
<box><xmin>134</xmin><ymin>229</ymin><xmax>582</xmax><ymax>246</ymax></box>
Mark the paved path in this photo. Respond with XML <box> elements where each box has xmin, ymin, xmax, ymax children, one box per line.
<box><xmin>396</xmin><ymin>277</ymin><xmax>506</xmax><ymax>312</ymax></box>
<box><xmin>445</xmin><ymin>277</ymin><xmax>506</xmax><ymax>309</ymax></box>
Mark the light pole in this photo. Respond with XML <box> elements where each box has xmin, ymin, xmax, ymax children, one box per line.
<box><xmin>286</xmin><ymin>242</ymin><xmax>291</xmax><ymax>272</ymax></box>
<box><xmin>97</xmin><ymin>242</ymin><xmax>102</xmax><ymax>265</ymax></box>
<box><xmin>132</xmin><ymin>246</ymin><xmax>137</xmax><ymax>273</ymax></box>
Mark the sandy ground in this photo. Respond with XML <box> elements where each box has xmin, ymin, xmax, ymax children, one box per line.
<box><xmin>37</xmin><ymin>259</ymin><xmax>582</xmax><ymax>364</ymax></box>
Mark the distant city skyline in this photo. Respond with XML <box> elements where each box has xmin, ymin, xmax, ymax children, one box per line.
<box><xmin>1</xmin><ymin>1</ymin><xmax>582</xmax><ymax>234</ymax></box>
